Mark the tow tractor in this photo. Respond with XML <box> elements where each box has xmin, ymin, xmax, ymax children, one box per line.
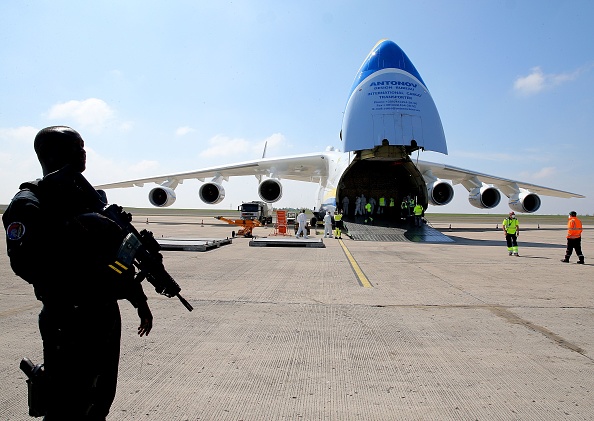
<box><xmin>216</xmin><ymin>201</ymin><xmax>272</xmax><ymax>238</ymax></box>
<box><xmin>215</xmin><ymin>216</ymin><xmax>261</xmax><ymax>238</ymax></box>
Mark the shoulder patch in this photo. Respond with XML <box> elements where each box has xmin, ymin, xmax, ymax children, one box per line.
<box><xmin>6</xmin><ymin>222</ymin><xmax>26</xmax><ymax>241</ymax></box>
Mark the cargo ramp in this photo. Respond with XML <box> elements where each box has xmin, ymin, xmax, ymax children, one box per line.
<box><xmin>344</xmin><ymin>221</ymin><xmax>453</xmax><ymax>242</ymax></box>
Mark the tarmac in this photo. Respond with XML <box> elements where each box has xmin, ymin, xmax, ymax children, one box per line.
<box><xmin>1</xmin><ymin>214</ymin><xmax>593</xmax><ymax>420</ymax></box>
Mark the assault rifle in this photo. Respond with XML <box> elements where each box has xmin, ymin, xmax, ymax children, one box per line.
<box><xmin>45</xmin><ymin>166</ymin><xmax>193</xmax><ymax>312</ymax></box>
<box><xmin>100</xmin><ymin>202</ymin><xmax>194</xmax><ymax>312</ymax></box>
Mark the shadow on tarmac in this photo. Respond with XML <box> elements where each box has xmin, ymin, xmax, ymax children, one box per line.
<box><xmin>441</xmin><ymin>235</ymin><xmax>566</xmax><ymax>249</ymax></box>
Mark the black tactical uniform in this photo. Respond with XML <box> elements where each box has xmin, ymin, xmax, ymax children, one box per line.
<box><xmin>4</xmin><ymin>170</ymin><xmax>149</xmax><ymax>419</ymax></box>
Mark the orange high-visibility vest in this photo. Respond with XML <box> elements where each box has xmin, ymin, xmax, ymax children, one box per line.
<box><xmin>567</xmin><ymin>217</ymin><xmax>583</xmax><ymax>239</ymax></box>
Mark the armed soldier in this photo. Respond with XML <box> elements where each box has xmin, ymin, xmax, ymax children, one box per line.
<box><xmin>3</xmin><ymin>126</ymin><xmax>153</xmax><ymax>420</ymax></box>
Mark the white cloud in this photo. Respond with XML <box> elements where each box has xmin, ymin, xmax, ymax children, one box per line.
<box><xmin>128</xmin><ymin>159</ymin><xmax>160</xmax><ymax>173</ymax></box>
<box><xmin>0</xmin><ymin>126</ymin><xmax>38</xmax><ymax>144</ymax></box>
<box><xmin>46</xmin><ymin>98</ymin><xmax>114</xmax><ymax>131</ymax></box>
<box><xmin>0</xmin><ymin>125</ymin><xmax>40</xmax><ymax>174</ymax></box>
<box><xmin>0</xmin><ymin>126</ymin><xmax>43</xmax><ymax>202</ymax></box>
<box><xmin>514</xmin><ymin>67</ymin><xmax>546</xmax><ymax>95</ymax></box>
<box><xmin>176</xmin><ymin>126</ymin><xmax>195</xmax><ymax>136</ymax></box>
<box><xmin>263</xmin><ymin>132</ymin><xmax>286</xmax><ymax>148</ymax></box>
<box><xmin>199</xmin><ymin>134</ymin><xmax>251</xmax><ymax>158</ymax></box>
<box><xmin>520</xmin><ymin>166</ymin><xmax>558</xmax><ymax>180</ymax></box>
<box><xmin>85</xmin><ymin>148</ymin><xmax>161</xmax><ymax>184</ymax></box>
<box><xmin>253</xmin><ymin>132</ymin><xmax>287</xmax><ymax>156</ymax></box>
<box><xmin>513</xmin><ymin>66</ymin><xmax>583</xmax><ymax>96</ymax></box>
<box><xmin>199</xmin><ymin>133</ymin><xmax>289</xmax><ymax>160</ymax></box>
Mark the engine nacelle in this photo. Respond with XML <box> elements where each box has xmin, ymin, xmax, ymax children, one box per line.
<box><xmin>468</xmin><ymin>186</ymin><xmax>501</xmax><ymax>209</ymax></box>
<box><xmin>427</xmin><ymin>181</ymin><xmax>454</xmax><ymax>206</ymax></box>
<box><xmin>508</xmin><ymin>191</ymin><xmax>541</xmax><ymax>213</ymax></box>
<box><xmin>199</xmin><ymin>182</ymin><xmax>226</xmax><ymax>204</ymax></box>
<box><xmin>258</xmin><ymin>179</ymin><xmax>283</xmax><ymax>203</ymax></box>
<box><xmin>149</xmin><ymin>186</ymin><xmax>177</xmax><ymax>207</ymax></box>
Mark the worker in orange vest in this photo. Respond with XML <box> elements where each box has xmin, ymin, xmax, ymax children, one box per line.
<box><xmin>561</xmin><ymin>211</ymin><xmax>584</xmax><ymax>264</ymax></box>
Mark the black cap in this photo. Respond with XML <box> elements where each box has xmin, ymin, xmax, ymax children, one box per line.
<box><xmin>569</xmin><ymin>211</ymin><xmax>577</xmax><ymax>217</ymax></box>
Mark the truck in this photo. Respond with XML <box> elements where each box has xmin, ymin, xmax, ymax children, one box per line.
<box><xmin>238</xmin><ymin>201</ymin><xmax>273</xmax><ymax>225</ymax></box>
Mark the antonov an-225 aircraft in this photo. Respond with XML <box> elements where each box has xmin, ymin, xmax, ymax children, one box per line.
<box><xmin>96</xmin><ymin>39</ymin><xmax>583</xmax><ymax>226</ymax></box>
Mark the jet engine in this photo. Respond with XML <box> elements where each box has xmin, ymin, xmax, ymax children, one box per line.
<box><xmin>427</xmin><ymin>181</ymin><xmax>454</xmax><ymax>206</ymax></box>
<box><xmin>149</xmin><ymin>186</ymin><xmax>177</xmax><ymax>207</ymax></box>
<box><xmin>199</xmin><ymin>182</ymin><xmax>226</xmax><ymax>204</ymax></box>
<box><xmin>509</xmin><ymin>191</ymin><xmax>541</xmax><ymax>213</ymax></box>
<box><xmin>468</xmin><ymin>186</ymin><xmax>501</xmax><ymax>209</ymax></box>
<box><xmin>258</xmin><ymin>179</ymin><xmax>283</xmax><ymax>203</ymax></box>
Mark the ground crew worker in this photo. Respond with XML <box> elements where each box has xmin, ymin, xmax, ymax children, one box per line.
<box><xmin>323</xmin><ymin>211</ymin><xmax>333</xmax><ymax>238</ymax></box>
<box><xmin>400</xmin><ymin>197</ymin><xmax>408</xmax><ymax>219</ymax></box>
<box><xmin>334</xmin><ymin>210</ymin><xmax>343</xmax><ymax>239</ymax></box>
<box><xmin>561</xmin><ymin>211</ymin><xmax>584</xmax><ymax>264</ymax></box>
<box><xmin>378</xmin><ymin>196</ymin><xmax>385</xmax><ymax>214</ymax></box>
<box><xmin>413</xmin><ymin>203</ymin><xmax>424</xmax><ymax>226</ymax></box>
<box><xmin>354</xmin><ymin>195</ymin><xmax>362</xmax><ymax>215</ymax></box>
<box><xmin>364</xmin><ymin>202</ymin><xmax>373</xmax><ymax>224</ymax></box>
<box><xmin>389</xmin><ymin>197</ymin><xmax>395</xmax><ymax>217</ymax></box>
<box><xmin>368</xmin><ymin>197</ymin><xmax>376</xmax><ymax>215</ymax></box>
<box><xmin>296</xmin><ymin>209</ymin><xmax>309</xmax><ymax>238</ymax></box>
<box><xmin>342</xmin><ymin>196</ymin><xmax>349</xmax><ymax>216</ymax></box>
<box><xmin>502</xmin><ymin>211</ymin><xmax>520</xmax><ymax>256</ymax></box>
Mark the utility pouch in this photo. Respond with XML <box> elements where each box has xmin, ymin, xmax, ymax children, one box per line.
<box><xmin>107</xmin><ymin>233</ymin><xmax>141</xmax><ymax>276</ymax></box>
<box><xmin>117</xmin><ymin>232</ymin><xmax>141</xmax><ymax>266</ymax></box>
<box><xmin>20</xmin><ymin>357</ymin><xmax>47</xmax><ymax>417</ymax></box>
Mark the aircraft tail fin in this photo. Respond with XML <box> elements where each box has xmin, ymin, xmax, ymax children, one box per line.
<box><xmin>262</xmin><ymin>141</ymin><xmax>268</xmax><ymax>159</ymax></box>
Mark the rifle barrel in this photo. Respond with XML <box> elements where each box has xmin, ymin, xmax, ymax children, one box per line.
<box><xmin>177</xmin><ymin>294</ymin><xmax>193</xmax><ymax>312</ymax></box>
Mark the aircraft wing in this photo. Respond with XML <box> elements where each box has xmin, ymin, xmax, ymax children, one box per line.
<box><xmin>416</xmin><ymin>160</ymin><xmax>584</xmax><ymax>199</ymax></box>
<box><xmin>94</xmin><ymin>152</ymin><xmax>332</xmax><ymax>189</ymax></box>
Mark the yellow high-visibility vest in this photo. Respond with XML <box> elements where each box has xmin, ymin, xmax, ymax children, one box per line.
<box><xmin>503</xmin><ymin>218</ymin><xmax>519</xmax><ymax>234</ymax></box>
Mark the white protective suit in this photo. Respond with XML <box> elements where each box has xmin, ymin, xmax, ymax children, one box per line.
<box><xmin>295</xmin><ymin>211</ymin><xmax>308</xmax><ymax>238</ymax></box>
<box><xmin>342</xmin><ymin>196</ymin><xmax>349</xmax><ymax>216</ymax></box>
<box><xmin>323</xmin><ymin>212</ymin><xmax>333</xmax><ymax>238</ymax></box>
<box><xmin>354</xmin><ymin>196</ymin><xmax>362</xmax><ymax>215</ymax></box>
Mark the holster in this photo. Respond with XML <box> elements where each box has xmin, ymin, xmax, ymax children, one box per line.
<box><xmin>20</xmin><ymin>358</ymin><xmax>47</xmax><ymax>417</ymax></box>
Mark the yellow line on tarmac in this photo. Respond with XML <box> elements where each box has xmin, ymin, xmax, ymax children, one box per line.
<box><xmin>338</xmin><ymin>239</ymin><xmax>373</xmax><ymax>288</ymax></box>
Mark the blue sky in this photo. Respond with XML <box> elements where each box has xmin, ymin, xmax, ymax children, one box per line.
<box><xmin>1</xmin><ymin>0</ymin><xmax>593</xmax><ymax>215</ymax></box>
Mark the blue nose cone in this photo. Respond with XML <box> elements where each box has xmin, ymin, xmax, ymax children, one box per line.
<box><xmin>342</xmin><ymin>39</ymin><xmax>447</xmax><ymax>155</ymax></box>
<box><xmin>350</xmin><ymin>40</ymin><xmax>426</xmax><ymax>95</ymax></box>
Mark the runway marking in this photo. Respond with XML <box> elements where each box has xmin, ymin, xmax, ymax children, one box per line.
<box><xmin>338</xmin><ymin>239</ymin><xmax>373</xmax><ymax>288</ymax></box>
